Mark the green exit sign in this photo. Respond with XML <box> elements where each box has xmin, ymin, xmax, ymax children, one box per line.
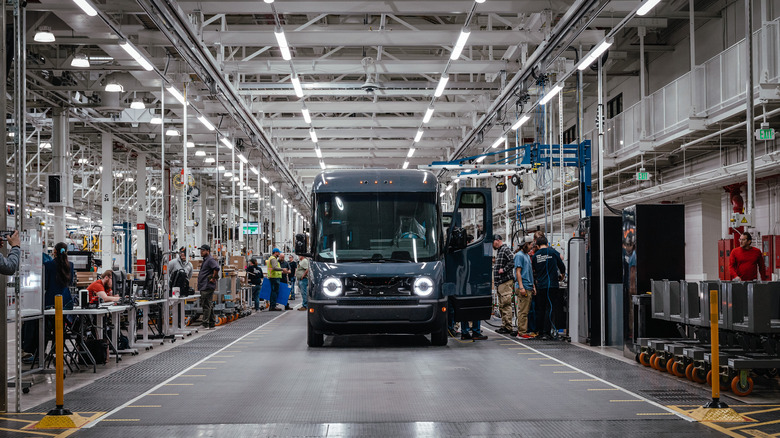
<box><xmin>636</xmin><ymin>172</ymin><xmax>650</xmax><ymax>181</ymax></box>
<box><xmin>756</xmin><ymin>128</ymin><xmax>775</xmax><ymax>141</ymax></box>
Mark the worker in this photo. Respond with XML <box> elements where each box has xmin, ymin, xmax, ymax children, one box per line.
<box><xmin>730</xmin><ymin>232</ymin><xmax>767</xmax><ymax>281</ymax></box>
<box><xmin>168</xmin><ymin>247</ymin><xmax>194</xmax><ymax>296</ymax></box>
<box><xmin>295</xmin><ymin>254</ymin><xmax>310</xmax><ymax>311</ymax></box>
<box><xmin>532</xmin><ymin>235</ymin><xmax>566</xmax><ymax>340</ymax></box>
<box><xmin>514</xmin><ymin>236</ymin><xmax>536</xmax><ymax>338</ymax></box>
<box><xmin>198</xmin><ymin>244</ymin><xmax>221</xmax><ymax>328</ymax></box>
<box><xmin>87</xmin><ymin>270</ymin><xmax>120</xmax><ymax>304</ymax></box>
<box><xmin>246</xmin><ymin>258</ymin><xmax>264</xmax><ymax>312</ymax></box>
<box><xmin>492</xmin><ymin>234</ymin><xmax>516</xmax><ymax>336</ymax></box>
<box><xmin>267</xmin><ymin>248</ymin><xmax>289</xmax><ymax>311</ymax></box>
<box><xmin>0</xmin><ymin>230</ymin><xmax>21</xmax><ymax>275</ymax></box>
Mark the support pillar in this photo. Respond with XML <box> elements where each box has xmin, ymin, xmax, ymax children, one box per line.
<box><xmin>685</xmin><ymin>192</ymin><xmax>721</xmax><ymax>280</ymax></box>
<box><xmin>52</xmin><ymin>110</ymin><xmax>68</xmax><ymax>244</ymax></box>
<box><xmin>136</xmin><ymin>153</ymin><xmax>147</xmax><ymax>277</ymax></box>
<box><xmin>101</xmin><ymin>134</ymin><xmax>114</xmax><ymax>269</ymax></box>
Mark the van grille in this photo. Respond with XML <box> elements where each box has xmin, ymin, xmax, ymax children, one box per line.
<box><xmin>336</xmin><ymin>299</ymin><xmax>419</xmax><ymax>306</ymax></box>
<box><xmin>343</xmin><ymin>277</ymin><xmax>412</xmax><ymax>296</ymax></box>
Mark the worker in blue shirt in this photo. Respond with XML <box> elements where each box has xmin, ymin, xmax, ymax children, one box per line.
<box><xmin>514</xmin><ymin>236</ymin><xmax>536</xmax><ymax>338</ymax></box>
<box><xmin>531</xmin><ymin>236</ymin><xmax>566</xmax><ymax>340</ymax></box>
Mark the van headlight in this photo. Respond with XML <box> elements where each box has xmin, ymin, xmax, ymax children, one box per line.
<box><xmin>322</xmin><ymin>277</ymin><xmax>343</xmax><ymax>297</ymax></box>
<box><xmin>413</xmin><ymin>277</ymin><xmax>434</xmax><ymax>297</ymax></box>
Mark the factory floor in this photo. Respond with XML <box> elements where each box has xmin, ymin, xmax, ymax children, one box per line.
<box><xmin>5</xmin><ymin>306</ymin><xmax>780</xmax><ymax>437</ymax></box>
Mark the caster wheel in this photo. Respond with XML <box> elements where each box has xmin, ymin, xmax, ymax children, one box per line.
<box><xmin>666</xmin><ymin>358</ymin><xmax>675</xmax><ymax>374</ymax></box>
<box><xmin>731</xmin><ymin>376</ymin><xmax>754</xmax><ymax>397</ymax></box>
<box><xmin>23</xmin><ymin>387</ymin><xmax>29</xmax><ymax>394</ymax></box>
<box><xmin>672</xmin><ymin>361</ymin><xmax>686</xmax><ymax>378</ymax></box>
<box><xmin>649</xmin><ymin>353</ymin><xmax>659</xmax><ymax>369</ymax></box>
<box><xmin>171</xmin><ymin>339</ymin><xmax>176</xmax><ymax>343</ymax></box>
<box><xmin>685</xmin><ymin>363</ymin><xmax>694</xmax><ymax>381</ymax></box>
<box><xmin>692</xmin><ymin>368</ymin><xmax>707</xmax><ymax>384</ymax></box>
<box><xmin>654</xmin><ymin>356</ymin><xmax>666</xmax><ymax>372</ymax></box>
<box><xmin>639</xmin><ymin>352</ymin><xmax>652</xmax><ymax>367</ymax></box>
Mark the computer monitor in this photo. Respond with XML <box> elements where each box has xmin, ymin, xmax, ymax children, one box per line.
<box><xmin>68</xmin><ymin>251</ymin><xmax>94</xmax><ymax>272</ymax></box>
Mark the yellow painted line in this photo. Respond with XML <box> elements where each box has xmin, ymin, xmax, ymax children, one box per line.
<box><xmin>666</xmin><ymin>406</ymin><xmax>746</xmax><ymax>438</ymax></box>
<box><xmin>528</xmin><ymin>357</ymin><xmax>554</xmax><ymax>360</ymax></box>
<box><xmin>147</xmin><ymin>393</ymin><xmax>179</xmax><ymax>396</ymax></box>
<box><xmin>540</xmin><ymin>364</ymin><xmax>566</xmax><ymax>367</ymax></box>
<box><xmin>164</xmin><ymin>383</ymin><xmax>194</xmax><ymax>386</ymax></box>
<box><xmin>221</xmin><ymin>350</ymin><xmax>242</xmax><ymax>353</ymax></box>
<box><xmin>588</xmin><ymin>388</ymin><xmax>619</xmax><ymax>391</ymax></box>
<box><xmin>518</xmin><ymin>352</ymin><xmax>540</xmax><ymax>355</ymax></box>
<box><xmin>126</xmin><ymin>405</ymin><xmax>161</xmax><ymax>408</ymax></box>
<box><xmin>569</xmin><ymin>379</ymin><xmax>598</xmax><ymax>382</ymax></box>
<box><xmin>0</xmin><ymin>426</ymin><xmax>57</xmax><ymax>436</ymax></box>
<box><xmin>212</xmin><ymin>355</ymin><xmax>234</xmax><ymax>358</ymax></box>
<box><xmin>553</xmin><ymin>371</ymin><xmax>581</xmax><ymax>374</ymax></box>
<box><xmin>610</xmin><ymin>400</ymin><xmax>645</xmax><ymax>403</ymax></box>
<box><xmin>203</xmin><ymin>361</ymin><xmax>226</xmax><ymax>363</ymax></box>
<box><xmin>191</xmin><ymin>367</ymin><xmax>216</xmax><ymax>370</ymax></box>
<box><xmin>508</xmin><ymin>347</ymin><xmax>528</xmax><ymax>349</ymax></box>
<box><xmin>731</xmin><ymin>419</ymin><xmax>780</xmax><ymax>431</ymax></box>
<box><xmin>179</xmin><ymin>375</ymin><xmax>206</xmax><ymax>377</ymax></box>
<box><xmin>739</xmin><ymin>407</ymin><xmax>780</xmax><ymax>416</ymax></box>
<box><xmin>52</xmin><ymin>412</ymin><xmax>105</xmax><ymax>438</ymax></box>
<box><xmin>102</xmin><ymin>419</ymin><xmax>140</xmax><ymax>422</ymax></box>
<box><xmin>636</xmin><ymin>413</ymin><xmax>675</xmax><ymax>416</ymax></box>
<box><xmin>499</xmin><ymin>343</ymin><xmax>515</xmax><ymax>345</ymax></box>
<box><xmin>0</xmin><ymin>417</ymin><xmax>37</xmax><ymax>423</ymax></box>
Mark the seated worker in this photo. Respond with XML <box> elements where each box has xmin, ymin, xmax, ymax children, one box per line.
<box><xmin>87</xmin><ymin>270</ymin><xmax>121</xmax><ymax>304</ymax></box>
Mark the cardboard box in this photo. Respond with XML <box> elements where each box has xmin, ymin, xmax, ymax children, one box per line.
<box><xmin>191</xmin><ymin>260</ymin><xmax>202</xmax><ymax>270</ymax></box>
<box><xmin>229</xmin><ymin>256</ymin><xmax>245</xmax><ymax>268</ymax></box>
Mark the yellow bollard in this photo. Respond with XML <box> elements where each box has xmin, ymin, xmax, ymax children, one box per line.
<box><xmin>33</xmin><ymin>295</ymin><xmax>89</xmax><ymax>429</ymax></box>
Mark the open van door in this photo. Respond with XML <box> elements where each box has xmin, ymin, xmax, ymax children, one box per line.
<box><xmin>443</xmin><ymin>187</ymin><xmax>493</xmax><ymax>322</ymax></box>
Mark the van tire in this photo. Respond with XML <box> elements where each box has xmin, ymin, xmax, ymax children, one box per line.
<box><xmin>430</xmin><ymin>317</ymin><xmax>448</xmax><ymax>346</ymax></box>
<box><xmin>307</xmin><ymin>316</ymin><xmax>324</xmax><ymax>347</ymax></box>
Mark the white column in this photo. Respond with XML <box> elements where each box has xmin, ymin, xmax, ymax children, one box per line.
<box><xmin>239</xmin><ymin>161</ymin><xmax>244</xmax><ymax>253</ymax></box>
<box><xmin>136</xmin><ymin>152</ymin><xmax>147</xmax><ymax>277</ymax></box>
<box><xmin>178</xmin><ymin>84</ymin><xmax>188</xmax><ymax>256</ymax></box>
<box><xmin>199</xmin><ymin>187</ymin><xmax>208</xmax><ymax>246</ymax></box>
<box><xmin>52</xmin><ymin>110</ymin><xmax>68</xmax><ymax>244</ymax></box>
<box><xmin>685</xmin><ymin>192</ymin><xmax>721</xmax><ymax>281</ymax></box>
<box><xmin>101</xmin><ymin>134</ymin><xmax>114</xmax><ymax>269</ymax></box>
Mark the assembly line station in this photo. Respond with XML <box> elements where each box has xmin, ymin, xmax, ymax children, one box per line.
<box><xmin>3</xmin><ymin>0</ymin><xmax>780</xmax><ymax>437</ymax></box>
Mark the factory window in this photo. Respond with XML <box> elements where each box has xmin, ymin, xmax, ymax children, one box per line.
<box><xmin>607</xmin><ymin>93</ymin><xmax>623</xmax><ymax>119</ymax></box>
<box><xmin>563</xmin><ymin>125</ymin><xmax>577</xmax><ymax>144</ymax></box>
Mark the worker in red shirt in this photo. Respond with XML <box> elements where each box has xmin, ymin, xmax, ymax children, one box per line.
<box><xmin>87</xmin><ymin>270</ymin><xmax>121</xmax><ymax>304</ymax></box>
<box><xmin>729</xmin><ymin>232</ymin><xmax>767</xmax><ymax>281</ymax></box>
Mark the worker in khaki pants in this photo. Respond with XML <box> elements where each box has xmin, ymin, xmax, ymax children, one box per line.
<box><xmin>492</xmin><ymin>235</ymin><xmax>516</xmax><ymax>336</ymax></box>
<box><xmin>514</xmin><ymin>237</ymin><xmax>536</xmax><ymax>338</ymax></box>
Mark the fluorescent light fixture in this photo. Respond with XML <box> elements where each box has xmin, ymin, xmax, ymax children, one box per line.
<box><xmin>73</xmin><ymin>0</ymin><xmax>98</xmax><ymax>16</ymax></box>
<box><xmin>637</xmin><ymin>0</ymin><xmax>662</xmax><ymax>16</ymax></box>
<box><xmin>407</xmin><ymin>148</ymin><xmax>415</xmax><ymax>158</ymax></box>
<box><xmin>301</xmin><ymin>107</ymin><xmax>311</xmax><ymax>124</ymax></box>
<box><xmin>291</xmin><ymin>75</ymin><xmax>304</xmax><ymax>97</ymax></box>
<box><xmin>275</xmin><ymin>28</ymin><xmax>292</xmax><ymax>60</ymax></box>
<box><xmin>475</xmin><ymin>0</ymin><xmax>486</xmax><ymax>3</ymax></box>
<box><xmin>126</xmin><ymin>177</ymin><xmax>134</xmax><ymax>182</ymax></box>
<box><xmin>264</xmin><ymin>0</ymin><xmax>274</xmax><ymax>3</ymax></box>
<box><xmin>130</xmin><ymin>98</ymin><xmax>145</xmax><ymax>109</ymax></box>
<box><xmin>315</xmin><ymin>147</ymin><xmax>322</xmax><ymax>158</ymax></box>
<box><xmin>250</xmin><ymin>166</ymin><xmax>259</xmax><ymax>175</ymax></box>
<box><xmin>195</xmin><ymin>150</ymin><xmax>206</xmax><ymax>157</ymax></box>
<box><xmin>450</xmin><ymin>28</ymin><xmax>471</xmax><ymax>60</ymax></box>
<box><xmin>269</xmin><ymin>185</ymin><xmax>277</xmax><ymax>192</ymax></box>
<box><xmin>197</xmin><ymin>115</ymin><xmax>215</xmax><ymax>131</ymax></box>
<box><xmin>446</xmin><ymin>184</ymin><xmax>453</xmax><ymax>191</ymax></box>
<box><xmin>186</xmin><ymin>140</ymin><xmax>195</xmax><ymax>148</ymax></box>
<box><xmin>491</xmin><ymin>136</ymin><xmax>505</xmax><ymax>149</ymax></box>
<box><xmin>40</xmin><ymin>142</ymin><xmax>52</xmax><ymax>149</ymax></box>
<box><xmin>34</xmin><ymin>27</ymin><xmax>55</xmax><ymax>43</ymax></box>
<box><xmin>319</xmin><ymin>160</ymin><xmax>326</xmax><ymax>170</ymax></box>
<box><xmin>476</xmin><ymin>155</ymin><xmax>487</xmax><ymax>163</ymax></box>
<box><xmin>414</xmin><ymin>129</ymin><xmax>423</xmax><ymax>143</ymax></box>
<box><xmin>220</xmin><ymin>137</ymin><xmax>233</xmax><ymax>149</ymax></box>
<box><xmin>120</xmin><ymin>40</ymin><xmax>154</xmax><ymax>71</ymax></box>
<box><xmin>512</xmin><ymin>114</ymin><xmax>531</xmax><ymax>131</ymax></box>
<box><xmin>150</xmin><ymin>116</ymin><xmax>162</xmax><ymax>125</ymax></box>
<box><xmin>539</xmin><ymin>84</ymin><xmax>563</xmax><ymax>105</ymax></box>
<box><xmin>105</xmin><ymin>81</ymin><xmax>123</xmax><ymax>92</ymax></box>
<box><xmin>204</xmin><ymin>157</ymin><xmax>215</xmax><ymax>164</ymax></box>
<box><xmin>434</xmin><ymin>74</ymin><xmax>449</xmax><ymax>97</ymax></box>
<box><xmin>423</xmin><ymin>107</ymin><xmax>434</xmax><ymax>123</ymax></box>
<box><xmin>167</xmin><ymin>85</ymin><xmax>186</xmax><ymax>105</ymax></box>
<box><xmin>237</xmin><ymin>153</ymin><xmax>248</xmax><ymax>164</ymax></box>
<box><xmin>224</xmin><ymin>171</ymin><xmax>233</xmax><ymax>177</ymax></box>
<box><xmin>261</xmin><ymin>176</ymin><xmax>269</xmax><ymax>184</ymax></box>
<box><xmin>577</xmin><ymin>39</ymin><xmax>613</xmax><ymax>71</ymax></box>
<box><xmin>71</xmin><ymin>53</ymin><xmax>90</xmax><ymax>68</ymax></box>
<box><xmin>218</xmin><ymin>165</ymin><xmax>225</xmax><ymax>171</ymax></box>
<box><xmin>402</xmin><ymin>161</ymin><xmax>409</xmax><ymax>169</ymax></box>
<box><xmin>309</xmin><ymin>128</ymin><xmax>318</xmax><ymax>143</ymax></box>
<box><xmin>166</xmin><ymin>128</ymin><xmax>180</xmax><ymax>136</ymax></box>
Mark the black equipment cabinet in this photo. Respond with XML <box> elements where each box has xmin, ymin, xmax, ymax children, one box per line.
<box><xmin>622</xmin><ymin>204</ymin><xmax>685</xmax><ymax>356</ymax></box>
<box><xmin>578</xmin><ymin>216</ymin><xmax>623</xmax><ymax>346</ymax></box>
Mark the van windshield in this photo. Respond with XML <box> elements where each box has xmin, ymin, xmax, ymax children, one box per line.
<box><xmin>314</xmin><ymin>192</ymin><xmax>439</xmax><ymax>262</ymax></box>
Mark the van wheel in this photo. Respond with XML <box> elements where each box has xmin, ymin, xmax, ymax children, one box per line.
<box><xmin>307</xmin><ymin>316</ymin><xmax>324</xmax><ymax>347</ymax></box>
<box><xmin>430</xmin><ymin>319</ymin><xmax>448</xmax><ymax>346</ymax></box>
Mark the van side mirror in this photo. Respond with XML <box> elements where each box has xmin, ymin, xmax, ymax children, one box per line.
<box><xmin>448</xmin><ymin>226</ymin><xmax>468</xmax><ymax>252</ymax></box>
<box><xmin>294</xmin><ymin>233</ymin><xmax>310</xmax><ymax>257</ymax></box>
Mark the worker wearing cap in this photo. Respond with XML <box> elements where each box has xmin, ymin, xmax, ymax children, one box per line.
<box><xmin>0</xmin><ymin>230</ymin><xmax>21</xmax><ymax>275</ymax></box>
<box><xmin>266</xmin><ymin>248</ymin><xmax>289</xmax><ymax>311</ymax></box>
<box><xmin>197</xmin><ymin>244</ymin><xmax>220</xmax><ymax>328</ymax></box>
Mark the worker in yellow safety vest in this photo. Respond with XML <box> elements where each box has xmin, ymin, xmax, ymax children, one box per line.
<box><xmin>266</xmin><ymin>248</ymin><xmax>289</xmax><ymax>311</ymax></box>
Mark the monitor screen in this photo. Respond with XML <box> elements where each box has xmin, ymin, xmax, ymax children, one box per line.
<box><xmin>243</xmin><ymin>222</ymin><xmax>260</xmax><ymax>235</ymax></box>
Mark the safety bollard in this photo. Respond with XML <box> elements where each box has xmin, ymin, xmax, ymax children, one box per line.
<box><xmin>33</xmin><ymin>295</ymin><xmax>88</xmax><ymax>429</ymax></box>
<box><xmin>704</xmin><ymin>289</ymin><xmax>728</xmax><ymax>409</ymax></box>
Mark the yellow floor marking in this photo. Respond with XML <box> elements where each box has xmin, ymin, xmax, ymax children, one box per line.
<box><xmin>587</xmin><ymin>388</ymin><xmax>619</xmax><ymax>391</ymax></box>
<box><xmin>528</xmin><ymin>357</ymin><xmax>554</xmax><ymax>360</ymax></box>
<box><xmin>739</xmin><ymin>407</ymin><xmax>780</xmax><ymax>416</ymax></box>
<box><xmin>221</xmin><ymin>350</ymin><xmax>241</xmax><ymax>353</ymax></box>
<box><xmin>518</xmin><ymin>352</ymin><xmax>540</xmax><ymax>355</ymax></box>
<box><xmin>102</xmin><ymin>419</ymin><xmax>140</xmax><ymax>422</ymax></box>
<box><xmin>499</xmin><ymin>343</ymin><xmax>515</xmax><ymax>345</ymax></box>
<box><xmin>540</xmin><ymin>364</ymin><xmax>566</xmax><ymax>367</ymax></box>
<box><xmin>0</xmin><ymin>426</ymin><xmax>57</xmax><ymax>436</ymax></box>
<box><xmin>203</xmin><ymin>361</ymin><xmax>226</xmax><ymax>363</ymax></box>
<box><xmin>179</xmin><ymin>375</ymin><xmax>206</xmax><ymax>377</ymax></box>
<box><xmin>637</xmin><ymin>413</ymin><xmax>674</xmax><ymax>416</ymax></box>
<box><xmin>553</xmin><ymin>371</ymin><xmax>581</xmax><ymax>374</ymax></box>
<box><xmin>666</xmin><ymin>406</ymin><xmax>745</xmax><ymax>438</ymax></box>
<box><xmin>508</xmin><ymin>347</ymin><xmax>528</xmax><ymax>350</ymax></box>
<box><xmin>0</xmin><ymin>417</ymin><xmax>37</xmax><ymax>423</ymax></box>
<box><xmin>569</xmin><ymin>379</ymin><xmax>597</xmax><ymax>382</ymax></box>
<box><xmin>52</xmin><ymin>412</ymin><xmax>104</xmax><ymax>438</ymax></box>
<box><xmin>731</xmin><ymin>419</ymin><xmax>780</xmax><ymax>431</ymax></box>
<box><xmin>147</xmin><ymin>393</ymin><xmax>179</xmax><ymax>396</ymax></box>
<box><xmin>212</xmin><ymin>355</ymin><xmax>234</xmax><ymax>358</ymax></box>
<box><xmin>610</xmin><ymin>400</ymin><xmax>645</xmax><ymax>403</ymax></box>
<box><xmin>191</xmin><ymin>367</ymin><xmax>216</xmax><ymax>370</ymax></box>
<box><xmin>164</xmin><ymin>383</ymin><xmax>194</xmax><ymax>386</ymax></box>
<box><xmin>126</xmin><ymin>405</ymin><xmax>161</xmax><ymax>408</ymax></box>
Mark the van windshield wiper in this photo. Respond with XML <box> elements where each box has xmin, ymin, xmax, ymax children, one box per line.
<box><xmin>357</xmin><ymin>257</ymin><xmax>413</xmax><ymax>263</ymax></box>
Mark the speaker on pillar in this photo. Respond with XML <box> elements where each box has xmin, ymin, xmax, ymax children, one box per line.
<box><xmin>46</xmin><ymin>173</ymin><xmax>73</xmax><ymax>207</ymax></box>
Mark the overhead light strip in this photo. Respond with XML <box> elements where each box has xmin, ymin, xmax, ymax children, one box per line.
<box><xmin>120</xmin><ymin>40</ymin><xmax>154</xmax><ymax>71</ymax></box>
